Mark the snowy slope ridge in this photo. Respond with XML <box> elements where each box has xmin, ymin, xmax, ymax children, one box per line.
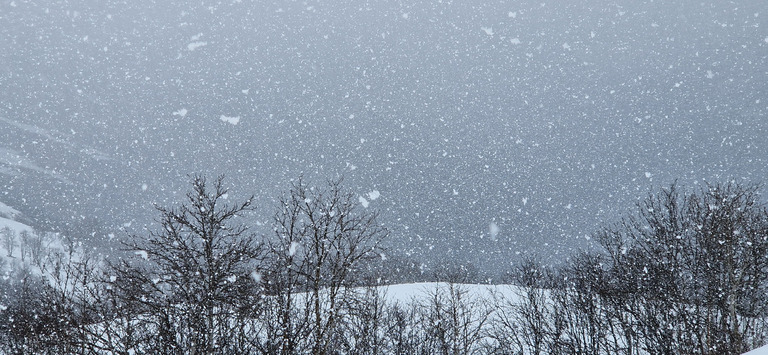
<box><xmin>377</xmin><ymin>282</ymin><xmax>522</xmax><ymax>305</ymax></box>
<box><xmin>0</xmin><ymin>201</ymin><xmax>21</xmax><ymax>220</ymax></box>
<box><xmin>746</xmin><ymin>344</ymin><xmax>768</xmax><ymax>355</ymax></box>
<box><xmin>0</xmin><ymin>117</ymin><xmax>109</xmax><ymax>185</ymax></box>
<box><xmin>0</xmin><ymin>200</ymin><xmax>33</xmax><ymax>242</ymax></box>
<box><xmin>0</xmin><ymin>200</ymin><xmax>68</xmax><ymax>274</ymax></box>
<box><xmin>0</xmin><ymin>216</ymin><xmax>33</xmax><ymax>236</ymax></box>
<box><xmin>0</xmin><ymin>201</ymin><xmax>35</xmax><ymax>263</ymax></box>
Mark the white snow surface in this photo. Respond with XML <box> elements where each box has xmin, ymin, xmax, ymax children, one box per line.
<box><xmin>380</xmin><ymin>282</ymin><xmax>522</xmax><ymax>304</ymax></box>
<box><xmin>0</xmin><ymin>216</ymin><xmax>33</xmax><ymax>236</ymax></box>
<box><xmin>746</xmin><ymin>344</ymin><xmax>768</xmax><ymax>355</ymax></box>
<box><xmin>362</xmin><ymin>283</ymin><xmax>766</xmax><ymax>355</ymax></box>
<box><xmin>0</xmin><ymin>214</ymin><xmax>36</xmax><ymax>263</ymax></box>
<box><xmin>134</xmin><ymin>250</ymin><xmax>149</xmax><ymax>260</ymax></box>
<box><xmin>0</xmin><ymin>201</ymin><xmax>20</xmax><ymax>219</ymax></box>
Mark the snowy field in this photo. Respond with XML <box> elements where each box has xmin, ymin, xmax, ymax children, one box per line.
<box><xmin>747</xmin><ymin>344</ymin><xmax>768</xmax><ymax>355</ymax></box>
<box><xmin>0</xmin><ymin>216</ymin><xmax>34</xmax><ymax>260</ymax></box>
<box><xmin>380</xmin><ymin>281</ymin><xmax>520</xmax><ymax>305</ymax></box>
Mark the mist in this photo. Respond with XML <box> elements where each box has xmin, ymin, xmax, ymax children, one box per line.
<box><xmin>1</xmin><ymin>0</ymin><xmax>766</xmax><ymax>270</ymax></box>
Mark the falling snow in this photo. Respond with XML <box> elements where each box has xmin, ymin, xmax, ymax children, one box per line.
<box><xmin>173</xmin><ymin>108</ymin><xmax>188</xmax><ymax>117</ymax></box>
<box><xmin>289</xmin><ymin>241</ymin><xmax>300</xmax><ymax>256</ymax></box>
<box><xmin>219</xmin><ymin>115</ymin><xmax>241</xmax><ymax>125</ymax></box>
<box><xmin>489</xmin><ymin>222</ymin><xmax>500</xmax><ymax>241</ymax></box>
<box><xmin>0</xmin><ymin>0</ymin><xmax>765</xmax><ymax>274</ymax></box>
<box><xmin>0</xmin><ymin>1</ymin><xmax>766</xmax><ymax>352</ymax></box>
<box><xmin>187</xmin><ymin>41</ymin><xmax>208</xmax><ymax>51</ymax></box>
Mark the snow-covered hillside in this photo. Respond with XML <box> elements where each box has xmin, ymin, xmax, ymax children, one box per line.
<box><xmin>0</xmin><ymin>201</ymin><xmax>34</xmax><ymax>262</ymax></box>
<box><xmin>0</xmin><ymin>200</ymin><xmax>70</xmax><ymax>275</ymax></box>
<box><xmin>0</xmin><ymin>201</ymin><xmax>21</xmax><ymax>220</ymax></box>
<box><xmin>0</xmin><ymin>217</ymin><xmax>33</xmax><ymax>258</ymax></box>
<box><xmin>381</xmin><ymin>281</ymin><xmax>521</xmax><ymax>305</ymax></box>
<box><xmin>746</xmin><ymin>344</ymin><xmax>768</xmax><ymax>355</ymax></box>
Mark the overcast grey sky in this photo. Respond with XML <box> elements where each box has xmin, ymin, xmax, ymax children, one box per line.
<box><xmin>1</xmin><ymin>0</ymin><xmax>766</xmax><ymax>269</ymax></box>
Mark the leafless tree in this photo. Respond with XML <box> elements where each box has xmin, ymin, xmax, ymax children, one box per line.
<box><xmin>486</xmin><ymin>258</ymin><xmax>557</xmax><ymax>355</ymax></box>
<box><xmin>340</xmin><ymin>284</ymin><xmax>388</xmax><ymax>354</ymax></box>
<box><xmin>17</xmin><ymin>230</ymin><xmax>31</xmax><ymax>262</ymax></box>
<box><xmin>592</xmin><ymin>182</ymin><xmax>768</xmax><ymax>354</ymax></box>
<box><xmin>109</xmin><ymin>175</ymin><xmax>265</xmax><ymax>354</ymax></box>
<box><xmin>417</xmin><ymin>281</ymin><xmax>493</xmax><ymax>355</ymax></box>
<box><xmin>2</xmin><ymin>226</ymin><xmax>16</xmax><ymax>257</ymax></box>
<box><xmin>262</xmin><ymin>177</ymin><xmax>387</xmax><ymax>355</ymax></box>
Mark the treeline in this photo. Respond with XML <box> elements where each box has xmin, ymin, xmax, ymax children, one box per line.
<box><xmin>492</xmin><ymin>182</ymin><xmax>768</xmax><ymax>354</ymax></box>
<box><xmin>1</xmin><ymin>226</ymin><xmax>52</xmax><ymax>265</ymax></box>
<box><xmin>1</xmin><ymin>178</ymin><xmax>768</xmax><ymax>354</ymax></box>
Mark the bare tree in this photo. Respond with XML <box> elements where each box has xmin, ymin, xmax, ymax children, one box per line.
<box><xmin>18</xmin><ymin>230</ymin><xmax>31</xmax><ymax>262</ymax></box>
<box><xmin>343</xmin><ymin>284</ymin><xmax>388</xmax><ymax>354</ymax></box>
<box><xmin>380</xmin><ymin>301</ymin><xmax>423</xmax><ymax>354</ymax></box>
<box><xmin>110</xmin><ymin>175</ymin><xmax>265</xmax><ymax>354</ymax></box>
<box><xmin>552</xmin><ymin>253</ymin><xmax>613</xmax><ymax>354</ymax></box>
<box><xmin>484</xmin><ymin>182</ymin><xmax>768</xmax><ymax>355</ymax></box>
<box><xmin>26</xmin><ymin>230</ymin><xmax>45</xmax><ymax>266</ymax></box>
<box><xmin>592</xmin><ymin>182</ymin><xmax>768</xmax><ymax>354</ymax></box>
<box><xmin>263</xmin><ymin>177</ymin><xmax>387</xmax><ymax>355</ymax></box>
<box><xmin>417</xmin><ymin>281</ymin><xmax>493</xmax><ymax>355</ymax></box>
<box><xmin>0</xmin><ymin>259</ymin><xmax>96</xmax><ymax>355</ymax></box>
<box><xmin>486</xmin><ymin>258</ymin><xmax>557</xmax><ymax>355</ymax></box>
<box><xmin>2</xmin><ymin>226</ymin><xmax>16</xmax><ymax>257</ymax></box>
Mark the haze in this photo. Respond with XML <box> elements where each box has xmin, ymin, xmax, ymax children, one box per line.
<box><xmin>1</xmin><ymin>0</ymin><xmax>766</xmax><ymax>270</ymax></box>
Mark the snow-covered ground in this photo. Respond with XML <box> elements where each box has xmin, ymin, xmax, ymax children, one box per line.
<box><xmin>746</xmin><ymin>344</ymin><xmax>768</xmax><ymax>355</ymax></box>
<box><xmin>0</xmin><ymin>202</ymin><xmax>66</xmax><ymax>273</ymax></box>
<box><xmin>0</xmin><ymin>216</ymin><xmax>33</xmax><ymax>235</ymax></box>
<box><xmin>0</xmin><ymin>213</ymin><xmax>34</xmax><ymax>261</ymax></box>
<box><xmin>380</xmin><ymin>281</ymin><xmax>523</xmax><ymax>305</ymax></box>
<box><xmin>357</xmin><ymin>283</ymin><xmax>766</xmax><ymax>355</ymax></box>
<box><xmin>0</xmin><ymin>200</ymin><xmax>21</xmax><ymax>219</ymax></box>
